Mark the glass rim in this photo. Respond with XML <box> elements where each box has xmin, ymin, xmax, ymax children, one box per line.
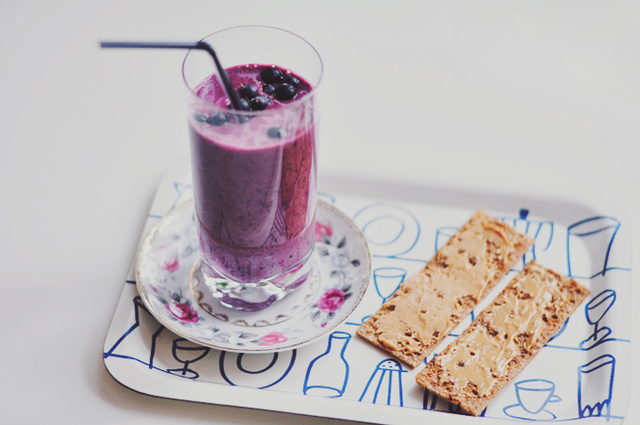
<box><xmin>182</xmin><ymin>25</ymin><xmax>323</xmax><ymax>117</ymax></box>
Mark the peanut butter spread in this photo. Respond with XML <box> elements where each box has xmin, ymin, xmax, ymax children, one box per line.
<box><xmin>357</xmin><ymin>211</ymin><xmax>534</xmax><ymax>367</ymax></box>
<box><xmin>432</xmin><ymin>262</ymin><xmax>577</xmax><ymax>397</ymax></box>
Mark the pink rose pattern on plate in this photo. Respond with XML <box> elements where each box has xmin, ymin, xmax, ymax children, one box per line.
<box><xmin>167</xmin><ymin>302</ymin><xmax>199</xmax><ymax>323</ymax></box>
<box><xmin>317</xmin><ymin>288</ymin><xmax>347</xmax><ymax>313</ymax></box>
<box><xmin>155</xmin><ymin>246</ymin><xmax>180</xmax><ymax>273</ymax></box>
<box><xmin>315</xmin><ymin>220</ymin><xmax>333</xmax><ymax>243</ymax></box>
<box><xmin>309</xmin><ymin>226</ymin><xmax>361</xmax><ymax>328</ymax></box>
<box><xmin>258</xmin><ymin>332</ymin><xmax>288</xmax><ymax>345</ymax></box>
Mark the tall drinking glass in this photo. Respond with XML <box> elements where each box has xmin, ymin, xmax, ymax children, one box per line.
<box><xmin>182</xmin><ymin>26</ymin><xmax>322</xmax><ymax>312</ymax></box>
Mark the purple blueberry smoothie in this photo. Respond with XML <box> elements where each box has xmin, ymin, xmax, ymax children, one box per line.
<box><xmin>187</xmin><ymin>64</ymin><xmax>317</xmax><ymax>286</ymax></box>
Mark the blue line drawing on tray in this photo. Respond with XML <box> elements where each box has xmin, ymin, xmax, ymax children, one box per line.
<box><xmin>578</xmin><ymin>354</ymin><xmax>616</xmax><ymax>419</ymax></box>
<box><xmin>318</xmin><ymin>191</ymin><xmax>336</xmax><ymax>204</ymax></box>
<box><xmin>166</xmin><ymin>338</ymin><xmax>211</xmax><ymax>379</ymax></box>
<box><xmin>219</xmin><ymin>350</ymin><xmax>297</xmax><ymax>389</ymax></box>
<box><xmin>422</xmin><ymin>390</ymin><xmax>488</xmax><ymax>416</ymax></box>
<box><xmin>567</xmin><ymin>216</ymin><xmax>628</xmax><ymax>279</ymax></box>
<box><xmin>435</xmin><ymin>226</ymin><xmax>457</xmax><ymax>251</ymax></box>
<box><xmin>422</xmin><ymin>389</ymin><xmax>439</xmax><ymax>411</ymax></box>
<box><xmin>150</xmin><ymin>182</ymin><xmax>193</xmax><ymax>218</ymax></box>
<box><xmin>303</xmin><ymin>331</ymin><xmax>351</xmax><ymax>397</ymax></box>
<box><xmin>359</xmin><ymin>359</ymin><xmax>406</xmax><ymax>407</ymax></box>
<box><xmin>372</xmin><ymin>267</ymin><xmax>406</xmax><ymax>305</ymax></box>
<box><xmin>547</xmin><ymin>319</ymin><xmax>570</xmax><ymax>344</ymax></box>
<box><xmin>499</xmin><ymin>209</ymin><xmax>554</xmax><ymax>271</ymax></box>
<box><xmin>448</xmin><ymin>402</ymin><xmax>464</xmax><ymax>414</ymax></box>
<box><xmin>581</xmin><ymin>290</ymin><xmax>620</xmax><ymax>350</ymax></box>
<box><xmin>353</xmin><ymin>203</ymin><xmax>421</xmax><ymax>260</ymax></box>
<box><xmin>421</xmin><ymin>353</ymin><xmax>490</xmax><ymax>416</ymax></box>
<box><xmin>503</xmin><ymin>379</ymin><xmax>561</xmax><ymax>421</ymax></box>
<box><xmin>171</xmin><ymin>182</ymin><xmax>192</xmax><ymax>209</ymax></box>
<box><xmin>345</xmin><ymin>315</ymin><xmax>369</xmax><ymax>327</ymax></box>
<box><xmin>104</xmin><ymin>295</ymin><xmax>168</xmax><ymax>372</ymax></box>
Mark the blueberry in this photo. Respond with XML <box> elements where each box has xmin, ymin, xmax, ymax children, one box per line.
<box><xmin>282</xmin><ymin>74</ymin><xmax>300</xmax><ymax>87</ymax></box>
<box><xmin>250</xmin><ymin>95</ymin><xmax>272</xmax><ymax>111</ymax></box>
<box><xmin>267</xmin><ymin>127</ymin><xmax>288</xmax><ymax>139</ymax></box>
<box><xmin>228</xmin><ymin>97</ymin><xmax>251</xmax><ymax>111</ymax></box>
<box><xmin>238</xmin><ymin>84</ymin><xmax>259</xmax><ymax>100</ymax></box>
<box><xmin>194</xmin><ymin>113</ymin><xmax>208</xmax><ymax>123</ymax></box>
<box><xmin>260</xmin><ymin>67</ymin><xmax>283</xmax><ymax>84</ymax></box>
<box><xmin>227</xmin><ymin>99</ymin><xmax>251</xmax><ymax>123</ymax></box>
<box><xmin>206</xmin><ymin>112</ymin><xmax>228</xmax><ymax>126</ymax></box>
<box><xmin>275</xmin><ymin>83</ymin><xmax>298</xmax><ymax>101</ymax></box>
<box><xmin>231</xmin><ymin>114</ymin><xmax>250</xmax><ymax>124</ymax></box>
<box><xmin>262</xmin><ymin>84</ymin><xmax>275</xmax><ymax>95</ymax></box>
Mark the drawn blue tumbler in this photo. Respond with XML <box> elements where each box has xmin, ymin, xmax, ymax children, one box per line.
<box><xmin>303</xmin><ymin>331</ymin><xmax>351</xmax><ymax>397</ymax></box>
<box><xmin>578</xmin><ymin>354</ymin><xmax>615</xmax><ymax>419</ymax></box>
<box><xmin>567</xmin><ymin>217</ymin><xmax>620</xmax><ymax>279</ymax></box>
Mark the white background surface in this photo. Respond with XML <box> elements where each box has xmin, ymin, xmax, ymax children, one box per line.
<box><xmin>1</xmin><ymin>1</ymin><xmax>638</xmax><ymax>423</ymax></box>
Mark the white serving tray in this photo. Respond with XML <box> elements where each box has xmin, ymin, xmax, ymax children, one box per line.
<box><xmin>104</xmin><ymin>159</ymin><xmax>631</xmax><ymax>424</ymax></box>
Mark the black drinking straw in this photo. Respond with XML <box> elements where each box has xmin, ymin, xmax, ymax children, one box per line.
<box><xmin>99</xmin><ymin>41</ymin><xmax>244</xmax><ymax>110</ymax></box>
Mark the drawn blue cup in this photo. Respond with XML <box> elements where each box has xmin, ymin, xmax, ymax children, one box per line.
<box><xmin>373</xmin><ymin>267</ymin><xmax>406</xmax><ymax>304</ymax></box>
<box><xmin>515</xmin><ymin>379</ymin><xmax>561</xmax><ymax>414</ymax></box>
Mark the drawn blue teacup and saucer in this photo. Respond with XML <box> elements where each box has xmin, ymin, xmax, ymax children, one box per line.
<box><xmin>504</xmin><ymin>379</ymin><xmax>561</xmax><ymax>421</ymax></box>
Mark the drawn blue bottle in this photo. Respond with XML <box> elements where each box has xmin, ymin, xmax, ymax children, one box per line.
<box><xmin>303</xmin><ymin>331</ymin><xmax>351</xmax><ymax>397</ymax></box>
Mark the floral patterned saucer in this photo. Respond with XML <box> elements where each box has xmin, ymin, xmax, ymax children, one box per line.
<box><xmin>136</xmin><ymin>199</ymin><xmax>371</xmax><ymax>353</ymax></box>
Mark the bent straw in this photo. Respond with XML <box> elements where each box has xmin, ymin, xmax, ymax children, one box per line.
<box><xmin>99</xmin><ymin>41</ymin><xmax>243</xmax><ymax>110</ymax></box>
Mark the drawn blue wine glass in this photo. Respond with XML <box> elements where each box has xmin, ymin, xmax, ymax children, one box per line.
<box><xmin>373</xmin><ymin>267</ymin><xmax>406</xmax><ymax>305</ymax></box>
<box><xmin>303</xmin><ymin>332</ymin><xmax>351</xmax><ymax>397</ymax></box>
<box><xmin>581</xmin><ymin>289</ymin><xmax>616</xmax><ymax>350</ymax></box>
<box><xmin>166</xmin><ymin>338</ymin><xmax>210</xmax><ymax>379</ymax></box>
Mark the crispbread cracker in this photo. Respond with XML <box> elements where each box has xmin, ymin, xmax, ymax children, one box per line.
<box><xmin>415</xmin><ymin>261</ymin><xmax>590</xmax><ymax>416</ymax></box>
<box><xmin>357</xmin><ymin>210</ymin><xmax>533</xmax><ymax>368</ymax></box>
